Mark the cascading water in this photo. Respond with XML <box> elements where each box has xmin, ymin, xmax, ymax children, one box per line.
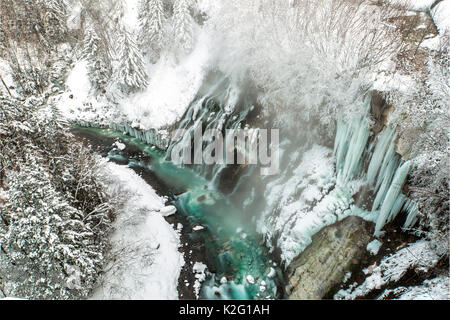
<box><xmin>74</xmin><ymin>75</ymin><xmax>284</xmax><ymax>300</ymax></box>
<box><xmin>75</xmin><ymin>77</ymin><xmax>421</xmax><ymax>298</ymax></box>
<box><xmin>75</xmin><ymin>126</ymin><xmax>283</xmax><ymax>299</ymax></box>
<box><xmin>165</xmin><ymin>73</ymin><xmax>259</xmax><ymax>187</ymax></box>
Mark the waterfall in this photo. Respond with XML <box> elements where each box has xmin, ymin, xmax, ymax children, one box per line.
<box><xmin>76</xmin><ymin>80</ymin><xmax>423</xmax><ymax>271</ymax></box>
<box><xmin>165</xmin><ymin>74</ymin><xmax>258</xmax><ymax>185</ymax></box>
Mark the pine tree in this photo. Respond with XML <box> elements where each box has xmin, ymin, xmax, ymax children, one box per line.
<box><xmin>43</xmin><ymin>0</ymin><xmax>67</xmax><ymax>43</ymax></box>
<box><xmin>0</xmin><ymin>94</ymin><xmax>116</xmax><ymax>300</ymax></box>
<box><xmin>115</xmin><ymin>28</ymin><xmax>148</xmax><ymax>93</ymax></box>
<box><xmin>0</xmin><ymin>14</ymin><xmax>6</xmax><ymax>55</ymax></box>
<box><xmin>173</xmin><ymin>0</ymin><xmax>194</xmax><ymax>53</ymax></box>
<box><xmin>138</xmin><ymin>0</ymin><xmax>166</xmax><ymax>59</ymax></box>
<box><xmin>0</xmin><ymin>159</ymin><xmax>105</xmax><ymax>299</ymax></box>
<box><xmin>82</xmin><ymin>27</ymin><xmax>111</xmax><ymax>93</ymax></box>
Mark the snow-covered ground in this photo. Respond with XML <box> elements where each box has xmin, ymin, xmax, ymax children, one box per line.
<box><xmin>54</xmin><ymin>35</ymin><xmax>210</xmax><ymax>130</ymax></box>
<box><xmin>53</xmin><ymin>59</ymin><xmax>120</xmax><ymax>126</ymax></box>
<box><xmin>387</xmin><ymin>276</ymin><xmax>449</xmax><ymax>300</ymax></box>
<box><xmin>117</xmin><ymin>38</ymin><xmax>210</xmax><ymax>130</ymax></box>
<box><xmin>54</xmin><ymin>0</ymin><xmax>212</xmax><ymax>131</ymax></box>
<box><xmin>386</xmin><ymin>0</ymin><xmax>450</xmax><ymax>35</ymax></box>
<box><xmin>335</xmin><ymin>240</ymin><xmax>444</xmax><ymax>299</ymax></box>
<box><xmin>386</xmin><ymin>0</ymin><xmax>436</xmax><ymax>11</ymax></box>
<box><xmin>91</xmin><ymin>161</ymin><xmax>184</xmax><ymax>300</ymax></box>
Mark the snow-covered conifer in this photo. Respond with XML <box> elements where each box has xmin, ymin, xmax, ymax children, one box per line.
<box><xmin>43</xmin><ymin>0</ymin><xmax>68</xmax><ymax>42</ymax></box>
<box><xmin>0</xmin><ymin>159</ymin><xmax>105</xmax><ymax>299</ymax></box>
<box><xmin>138</xmin><ymin>0</ymin><xmax>166</xmax><ymax>58</ymax></box>
<box><xmin>115</xmin><ymin>28</ymin><xmax>148</xmax><ymax>93</ymax></box>
<box><xmin>173</xmin><ymin>0</ymin><xmax>194</xmax><ymax>53</ymax></box>
<box><xmin>82</xmin><ymin>27</ymin><xmax>111</xmax><ymax>93</ymax></box>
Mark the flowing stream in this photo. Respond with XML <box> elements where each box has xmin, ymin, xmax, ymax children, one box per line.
<box><xmin>74</xmin><ymin>126</ymin><xmax>283</xmax><ymax>300</ymax></box>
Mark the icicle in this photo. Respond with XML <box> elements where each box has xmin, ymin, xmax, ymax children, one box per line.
<box><xmin>333</xmin><ymin>119</ymin><xmax>351</xmax><ymax>172</ymax></box>
<box><xmin>403</xmin><ymin>199</ymin><xmax>420</xmax><ymax>230</ymax></box>
<box><xmin>374</xmin><ymin>142</ymin><xmax>398</xmax><ymax>193</ymax></box>
<box><xmin>371</xmin><ymin>156</ymin><xmax>399</xmax><ymax>211</ymax></box>
<box><xmin>366</xmin><ymin>128</ymin><xmax>396</xmax><ymax>186</ymax></box>
<box><xmin>333</xmin><ymin>95</ymin><xmax>372</xmax><ymax>183</ymax></box>
<box><xmin>374</xmin><ymin>161</ymin><xmax>412</xmax><ymax>236</ymax></box>
<box><xmin>340</xmin><ymin>119</ymin><xmax>371</xmax><ymax>182</ymax></box>
<box><xmin>387</xmin><ymin>194</ymin><xmax>406</xmax><ymax>224</ymax></box>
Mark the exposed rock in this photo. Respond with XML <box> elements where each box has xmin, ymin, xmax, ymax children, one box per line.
<box><xmin>370</xmin><ymin>90</ymin><xmax>394</xmax><ymax>134</ymax></box>
<box><xmin>286</xmin><ymin>217</ymin><xmax>371</xmax><ymax>300</ymax></box>
<box><xmin>395</xmin><ymin>127</ymin><xmax>423</xmax><ymax>161</ymax></box>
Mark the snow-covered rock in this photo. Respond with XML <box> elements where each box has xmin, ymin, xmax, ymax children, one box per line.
<box><xmin>193</xmin><ymin>262</ymin><xmax>208</xmax><ymax>298</ymax></box>
<box><xmin>160</xmin><ymin>205</ymin><xmax>177</xmax><ymax>217</ymax></box>
<box><xmin>113</xmin><ymin>141</ymin><xmax>126</xmax><ymax>151</ymax></box>
<box><xmin>246</xmin><ymin>275</ymin><xmax>255</xmax><ymax>284</ymax></box>
<box><xmin>367</xmin><ymin>240</ymin><xmax>383</xmax><ymax>255</ymax></box>
<box><xmin>193</xmin><ymin>225</ymin><xmax>205</xmax><ymax>231</ymax></box>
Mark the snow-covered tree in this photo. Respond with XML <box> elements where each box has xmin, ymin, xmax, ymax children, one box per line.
<box><xmin>0</xmin><ymin>158</ymin><xmax>108</xmax><ymax>299</ymax></box>
<box><xmin>138</xmin><ymin>0</ymin><xmax>166</xmax><ymax>59</ymax></box>
<box><xmin>0</xmin><ymin>15</ymin><xmax>6</xmax><ymax>55</ymax></box>
<box><xmin>387</xmin><ymin>49</ymin><xmax>450</xmax><ymax>250</ymax></box>
<box><xmin>115</xmin><ymin>28</ymin><xmax>148</xmax><ymax>93</ymax></box>
<box><xmin>82</xmin><ymin>27</ymin><xmax>111</xmax><ymax>93</ymax></box>
<box><xmin>173</xmin><ymin>0</ymin><xmax>194</xmax><ymax>53</ymax></box>
<box><xmin>0</xmin><ymin>94</ymin><xmax>117</xmax><ymax>299</ymax></box>
<box><xmin>204</xmin><ymin>0</ymin><xmax>403</xmax><ymax>131</ymax></box>
<box><xmin>43</xmin><ymin>0</ymin><xmax>68</xmax><ymax>43</ymax></box>
<box><xmin>10</xmin><ymin>64</ymin><xmax>49</xmax><ymax>96</ymax></box>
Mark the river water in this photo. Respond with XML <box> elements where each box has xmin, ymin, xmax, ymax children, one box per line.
<box><xmin>73</xmin><ymin>126</ymin><xmax>284</xmax><ymax>300</ymax></box>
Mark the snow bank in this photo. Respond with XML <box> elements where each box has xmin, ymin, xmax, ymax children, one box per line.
<box><xmin>54</xmin><ymin>60</ymin><xmax>91</xmax><ymax>121</ymax></box>
<box><xmin>65</xmin><ymin>60</ymin><xmax>91</xmax><ymax>104</ymax></box>
<box><xmin>54</xmin><ymin>60</ymin><xmax>118</xmax><ymax>125</ymax></box>
<box><xmin>258</xmin><ymin>145</ymin><xmax>338</xmax><ymax>264</ymax></box>
<box><xmin>91</xmin><ymin>162</ymin><xmax>184</xmax><ymax>300</ymax></box>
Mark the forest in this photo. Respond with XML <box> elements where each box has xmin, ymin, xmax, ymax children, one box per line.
<box><xmin>0</xmin><ymin>0</ymin><xmax>448</xmax><ymax>301</ymax></box>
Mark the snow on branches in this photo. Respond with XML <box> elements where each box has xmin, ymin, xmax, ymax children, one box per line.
<box><xmin>0</xmin><ymin>94</ymin><xmax>116</xmax><ymax>299</ymax></box>
<box><xmin>138</xmin><ymin>0</ymin><xmax>167</xmax><ymax>59</ymax></box>
<box><xmin>115</xmin><ymin>28</ymin><xmax>149</xmax><ymax>93</ymax></box>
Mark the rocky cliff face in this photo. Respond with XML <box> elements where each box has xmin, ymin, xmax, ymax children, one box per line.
<box><xmin>286</xmin><ymin>217</ymin><xmax>371</xmax><ymax>300</ymax></box>
<box><xmin>370</xmin><ymin>90</ymin><xmax>394</xmax><ymax>135</ymax></box>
